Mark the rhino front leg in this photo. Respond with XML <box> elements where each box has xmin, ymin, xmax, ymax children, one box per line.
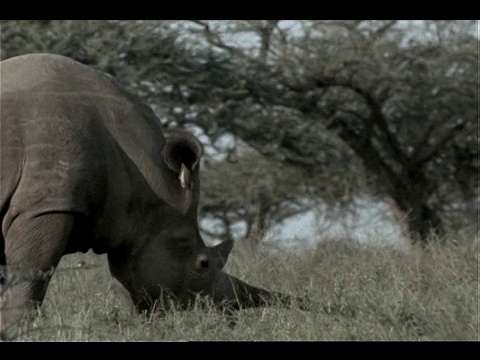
<box><xmin>0</xmin><ymin>213</ymin><xmax>73</xmax><ymax>340</ymax></box>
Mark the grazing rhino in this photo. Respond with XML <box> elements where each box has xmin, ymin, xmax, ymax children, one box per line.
<box><xmin>0</xmin><ymin>54</ymin><xmax>298</xmax><ymax>340</ymax></box>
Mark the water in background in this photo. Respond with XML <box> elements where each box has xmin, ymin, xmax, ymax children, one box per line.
<box><xmin>265</xmin><ymin>197</ymin><xmax>409</xmax><ymax>251</ymax></box>
<box><xmin>202</xmin><ymin>196</ymin><xmax>410</xmax><ymax>251</ymax></box>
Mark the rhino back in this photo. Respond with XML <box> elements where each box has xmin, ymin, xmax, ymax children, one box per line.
<box><xmin>0</xmin><ymin>54</ymin><xmax>173</xmax><ymax>251</ymax></box>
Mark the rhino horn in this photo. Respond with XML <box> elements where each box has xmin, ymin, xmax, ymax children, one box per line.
<box><xmin>213</xmin><ymin>273</ymin><xmax>305</xmax><ymax>311</ymax></box>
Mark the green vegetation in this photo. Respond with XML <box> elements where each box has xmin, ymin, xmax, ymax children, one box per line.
<box><xmin>14</xmin><ymin>233</ymin><xmax>478</xmax><ymax>341</ymax></box>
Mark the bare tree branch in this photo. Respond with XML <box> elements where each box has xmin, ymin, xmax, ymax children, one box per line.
<box><xmin>257</xmin><ymin>20</ymin><xmax>279</xmax><ymax>63</ymax></box>
<box><xmin>415</xmin><ymin>120</ymin><xmax>466</xmax><ymax>164</ymax></box>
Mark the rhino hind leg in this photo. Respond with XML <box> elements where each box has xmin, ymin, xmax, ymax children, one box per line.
<box><xmin>0</xmin><ymin>213</ymin><xmax>73</xmax><ymax>340</ymax></box>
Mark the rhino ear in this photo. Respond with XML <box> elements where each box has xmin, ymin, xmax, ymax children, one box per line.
<box><xmin>163</xmin><ymin>130</ymin><xmax>204</xmax><ymax>190</ymax></box>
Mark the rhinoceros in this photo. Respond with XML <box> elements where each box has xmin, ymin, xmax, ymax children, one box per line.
<box><xmin>0</xmin><ymin>53</ymin><xmax>298</xmax><ymax>339</ymax></box>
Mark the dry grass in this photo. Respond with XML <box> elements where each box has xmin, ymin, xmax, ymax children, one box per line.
<box><xmin>9</xmin><ymin>232</ymin><xmax>479</xmax><ymax>341</ymax></box>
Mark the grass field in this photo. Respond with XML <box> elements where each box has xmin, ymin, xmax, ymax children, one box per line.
<box><xmin>8</xmin><ymin>232</ymin><xmax>479</xmax><ymax>341</ymax></box>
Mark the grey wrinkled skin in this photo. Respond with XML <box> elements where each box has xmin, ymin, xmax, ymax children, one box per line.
<box><xmin>0</xmin><ymin>54</ymin><xmax>299</xmax><ymax>340</ymax></box>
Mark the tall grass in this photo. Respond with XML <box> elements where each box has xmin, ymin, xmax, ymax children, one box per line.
<box><xmin>9</xmin><ymin>232</ymin><xmax>479</xmax><ymax>341</ymax></box>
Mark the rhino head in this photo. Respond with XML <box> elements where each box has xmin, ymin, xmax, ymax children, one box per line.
<box><xmin>107</xmin><ymin>131</ymin><xmax>292</xmax><ymax>314</ymax></box>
